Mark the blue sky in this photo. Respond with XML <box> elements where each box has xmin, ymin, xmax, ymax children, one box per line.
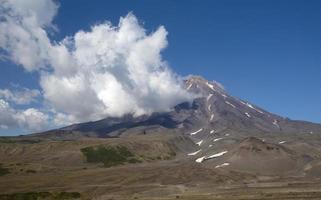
<box><xmin>1</xmin><ymin>0</ymin><xmax>321</xmax><ymax>135</ymax></box>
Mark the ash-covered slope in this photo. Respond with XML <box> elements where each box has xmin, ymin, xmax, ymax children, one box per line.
<box><xmin>183</xmin><ymin>76</ymin><xmax>321</xmax><ymax>136</ymax></box>
<box><xmin>34</xmin><ymin>76</ymin><xmax>321</xmax><ymax>140</ymax></box>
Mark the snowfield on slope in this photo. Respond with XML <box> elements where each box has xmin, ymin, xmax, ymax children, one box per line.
<box><xmin>196</xmin><ymin>140</ymin><xmax>203</xmax><ymax>146</ymax></box>
<box><xmin>188</xmin><ymin>149</ymin><xmax>202</xmax><ymax>156</ymax></box>
<box><xmin>215</xmin><ymin>163</ymin><xmax>230</xmax><ymax>168</ymax></box>
<box><xmin>189</xmin><ymin>128</ymin><xmax>203</xmax><ymax>135</ymax></box>
<box><xmin>195</xmin><ymin>151</ymin><xmax>228</xmax><ymax>163</ymax></box>
<box><xmin>213</xmin><ymin>138</ymin><xmax>223</xmax><ymax>142</ymax></box>
<box><xmin>206</xmin><ymin>151</ymin><xmax>228</xmax><ymax>159</ymax></box>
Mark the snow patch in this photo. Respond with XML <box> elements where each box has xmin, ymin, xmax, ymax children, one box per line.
<box><xmin>241</xmin><ymin>101</ymin><xmax>264</xmax><ymax>114</ymax></box>
<box><xmin>188</xmin><ymin>149</ymin><xmax>202</xmax><ymax>156</ymax></box>
<box><xmin>209</xmin><ymin>144</ymin><xmax>213</xmax><ymax>147</ymax></box>
<box><xmin>206</xmin><ymin>82</ymin><xmax>216</xmax><ymax>91</ymax></box>
<box><xmin>225</xmin><ymin>134</ymin><xmax>230</xmax><ymax>136</ymax></box>
<box><xmin>213</xmin><ymin>138</ymin><xmax>223</xmax><ymax>142</ymax></box>
<box><xmin>190</xmin><ymin>128</ymin><xmax>203</xmax><ymax>135</ymax></box>
<box><xmin>210</xmin><ymin>130</ymin><xmax>215</xmax><ymax>134</ymax></box>
<box><xmin>215</xmin><ymin>163</ymin><xmax>230</xmax><ymax>168</ymax></box>
<box><xmin>245</xmin><ymin>112</ymin><xmax>251</xmax><ymax>118</ymax></box>
<box><xmin>208</xmin><ymin>104</ymin><xmax>212</xmax><ymax>111</ymax></box>
<box><xmin>279</xmin><ymin>141</ymin><xmax>286</xmax><ymax>144</ymax></box>
<box><xmin>207</xmin><ymin>94</ymin><xmax>213</xmax><ymax>101</ymax></box>
<box><xmin>196</xmin><ymin>140</ymin><xmax>203</xmax><ymax>146</ymax></box>
<box><xmin>225</xmin><ymin>101</ymin><xmax>236</xmax><ymax>108</ymax></box>
<box><xmin>210</xmin><ymin>114</ymin><xmax>214</xmax><ymax>121</ymax></box>
<box><xmin>187</xmin><ymin>83</ymin><xmax>193</xmax><ymax>90</ymax></box>
<box><xmin>195</xmin><ymin>151</ymin><xmax>228</xmax><ymax>163</ymax></box>
<box><xmin>195</xmin><ymin>156</ymin><xmax>206</xmax><ymax>163</ymax></box>
<box><xmin>206</xmin><ymin>151</ymin><xmax>228</xmax><ymax>159</ymax></box>
<box><xmin>221</xmin><ymin>94</ymin><xmax>227</xmax><ymax>98</ymax></box>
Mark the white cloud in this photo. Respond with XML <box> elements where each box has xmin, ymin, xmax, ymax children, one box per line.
<box><xmin>0</xmin><ymin>88</ymin><xmax>40</xmax><ymax>105</ymax></box>
<box><xmin>0</xmin><ymin>99</ymin><xmax>16</xmax><ymax>128</ymax></box>
<box><xmin>51</xmin><ymin>112</ymin><xmax>76</xmax><ymax>127</ymax></box>
<box><xmin>0</xmin><ymin>0</ymin><xmax>57</xmax><ymax>71</ymax></box>
<box><xmin>0</xmin><ymin>0</ymin><xmax>193</xmax><ymax>128</ymax></box>
<box><xmin>0</xmin><ymin>99</ymin><xmax>48</xmax><ymax>131</ymax></box>
<box><xmin>15</xmin><ymin>108</ymin><xmax>49</xmax><ymax>131</ymax></box>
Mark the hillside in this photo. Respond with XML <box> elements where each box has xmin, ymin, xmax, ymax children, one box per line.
<box><xmin>1</xmin><ymin>76</ymin><xmax>321</xmax><ymax>199</ymax></box>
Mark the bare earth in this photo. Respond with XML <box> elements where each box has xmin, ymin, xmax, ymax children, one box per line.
<box><xmin>1</xmin><ymin>132</ymin><xmax>321</xmax><ymax>200</ymax></box>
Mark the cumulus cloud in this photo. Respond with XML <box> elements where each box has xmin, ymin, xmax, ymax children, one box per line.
<box><xmin>0</xmin><ymin>0</ymin><xmax>58</xmax><ymax>71</ymax></box>
<box><xmin>40</xmin><ymin>14</ymin><xmax>192</xmax><ymax>122</ymax></box>
<box><xmin>0</xmin><ymin>0</ymin><xmax>192</xmax><ymax>128</ymax></box>
<box><xmin>0</xmin><ymin>99</ymin><xmax>48</xmax><ymax>131</ymax></box>
<box><xmin>0</xmin><ymin>87</ymin><xmax>40</xmax><ymax>105</ymax></box>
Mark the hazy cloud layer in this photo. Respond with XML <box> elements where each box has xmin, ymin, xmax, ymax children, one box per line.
<box><xmin>0</xmin><ymin>88</ymin><xmax>40</xmax><ymax>105</ymax></box>
<box><xmin>0</xmin><ymin>99</ymin><xmax>48</xmax><ymax>131</ymax></box>
<box><xmin>0</xmin><ymin>0</ymin><xmax>192</xmax><ymax>131</ymax></box>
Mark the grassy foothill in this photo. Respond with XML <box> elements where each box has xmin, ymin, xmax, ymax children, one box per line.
<box><xmin>81</xmin><ymin>145</ymin><xmax>141</xmax><ymax>167</ymax></box>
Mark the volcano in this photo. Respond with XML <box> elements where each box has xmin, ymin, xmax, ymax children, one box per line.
<box><xmin>34</xmin><ymin>75</ymin><xmax>321</xmax><ymax>140</ymax></box>
<box><xmin>2</xmin><ymin>76</ymin><xmax>321</xmax><ymax>199</ymax></box>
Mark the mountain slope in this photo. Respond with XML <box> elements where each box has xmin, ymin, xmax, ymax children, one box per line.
<box><xmin>26</xmin><ymin>76</ymin><xmax>321</xmax><ymax>174</ymax></box>
<box><xmin>3</xmin><ymin>76</ymin><xmax>321</xmax><ymax>199</ymax></box>
<box><xmin>184</xmin><ymin>76</ymin><xmax>321</xmax><ymax>135</ymax></box>
<box><xmin>33</xmin><ymin>76</ymin><xmax>321</xmax><ymax>140</ymax></box>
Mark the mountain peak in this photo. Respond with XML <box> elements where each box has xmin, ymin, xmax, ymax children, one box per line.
<box><xmin>185</xmin><ymin>75</ymin><xmax>225</xmax><ymax>96</ymax></box>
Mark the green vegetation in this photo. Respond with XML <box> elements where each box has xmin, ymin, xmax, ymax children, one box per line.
<box><xmin>25</xmin><ymin>169</ymin><xmax>36</xmax><ymax>174</ymax></box>
<box><xmin>0</xmin><ymin>165</ymin><xmax>9</xmax><ymax>176</ymax></box>
<box><xmin>0</xmin><ymin>192</ymin><xmax>80</xmax><ymax>200</ymax></box>
<box><xmin>81</xmin><ymin>145</ymin><xmax>141</xmax><ymax>167</ymax></box>
<box><xmin>81</xmin><ymin>144</ymin><xmax>177</xmax><ymax>167</ymax></box>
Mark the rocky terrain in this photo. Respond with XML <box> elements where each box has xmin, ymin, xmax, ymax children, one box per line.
<box><xmin>1</xmin><ymin>76</ymin><xmax>321</xmax><ymax>199</ymax></box>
